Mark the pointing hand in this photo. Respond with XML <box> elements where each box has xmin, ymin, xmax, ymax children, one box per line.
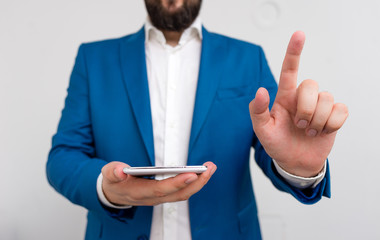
<box><xmin>249</xmin><ymin>31</ymin><xmax>348</xmax><ymax>177</ymax></box>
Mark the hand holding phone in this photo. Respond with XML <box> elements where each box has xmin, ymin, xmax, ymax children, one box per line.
<box><xmin>122</xmin><ymin>165</ymin><xmax>207</xmax><ymax>176</ymax></box>
<box><xmin>101</xmin><ymin>161</ymin><xmax>216</xmax><ymax>206</ymax></box>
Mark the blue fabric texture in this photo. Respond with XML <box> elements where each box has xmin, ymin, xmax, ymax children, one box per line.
<box><xmin>46</xmin><ymin>26</ymin><xmax>330</xmax><ymax>240</ymax></box>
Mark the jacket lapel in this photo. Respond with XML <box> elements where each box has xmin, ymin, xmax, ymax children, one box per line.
<box><xmin>119</xmin><ymin>27</ymin><xmax>155</xmax><ymax>166</ymax></box>
<box><xmin>188</xmin><ymin>27</ymin><xmax>224</xmax><ymax>159</ymax></box>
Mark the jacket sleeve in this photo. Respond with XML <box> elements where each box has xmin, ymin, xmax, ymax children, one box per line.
<box><xmin>46</xmin><ymin>44</ymin><xmax>136</xmax><ymax>219</ymax></box>
<box><xmin>252</xmin><ymin>47</ymin><xmax>331</xmax><ymax>204</ymax></box>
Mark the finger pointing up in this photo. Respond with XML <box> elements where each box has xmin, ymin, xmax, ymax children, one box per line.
<box><xmin>278</xmin><ymin>31</ymin><xmax>305</xmax><ymax>94</ymax></box>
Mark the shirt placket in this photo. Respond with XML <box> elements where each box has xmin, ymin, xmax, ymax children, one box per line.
<box><xmin>162</xmin><ymin>46</ymin><xmax>181</xmax><ymax>240</ymax></box>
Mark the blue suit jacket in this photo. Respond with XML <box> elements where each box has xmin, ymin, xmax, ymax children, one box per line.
<box><xmin>47</xmin><ymin>27</ymin><xmax>330</xmax><ymax>240</ymax></box>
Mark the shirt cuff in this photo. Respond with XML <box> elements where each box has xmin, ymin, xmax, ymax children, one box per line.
<box><xmin>96</xmin><ymin>173</ymin><xmax>132</xmax><ymax>209</ymax></box>
<box><xmin>273</xmin><ymin>160</ymin><xmax>326</xmax><ymax>189</ymax></box>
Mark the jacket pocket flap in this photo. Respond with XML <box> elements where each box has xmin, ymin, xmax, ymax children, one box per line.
<box><xmin>217</xmin><ymin>86</ymin><xmax>253</xmax><ymax>100</ymax></box>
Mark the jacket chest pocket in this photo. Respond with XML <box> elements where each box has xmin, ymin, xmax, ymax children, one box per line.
<box><xmin>216</xmin><ymin>86</ymin><xmax>254</xmax><ymax>101</ymax></box>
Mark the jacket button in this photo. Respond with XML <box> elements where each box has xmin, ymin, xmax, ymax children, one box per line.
<box><xmin>137</xmin><ymin>234</ymin><xmax>148</xmax><ymax>240</ymax></box>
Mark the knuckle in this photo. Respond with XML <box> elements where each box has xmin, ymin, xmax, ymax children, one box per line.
<box><xmin>299</xmin><ymin>108</ymin><xmax>314</xmax><ymax>118</ymax></box>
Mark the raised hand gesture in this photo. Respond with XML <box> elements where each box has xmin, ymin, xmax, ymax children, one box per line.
<box><xmin>249</xmin><ymin>31</ymin><xmax>348</xmax><ymax>178</ymax></box>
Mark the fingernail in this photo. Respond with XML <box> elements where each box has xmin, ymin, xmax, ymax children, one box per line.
<box><xmin>185</xmin><ymin>175</ymin><xmax>198</xmax><ymax>184</ymax></box>
<box><xmin>307</xmin><ymin>129</ymin><xmax>318</xmax><ymax>137</ymax></box>
<box><xmin>297</xmin><ymin>120</ymin><xmax>308</xmax><ymax>129</ymax></box>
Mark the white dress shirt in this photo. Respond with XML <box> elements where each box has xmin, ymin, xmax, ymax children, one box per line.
<box><xmin>145</xmin><ymin>16</ymin><xmax>202</xmax><ymax>240</ymax></box>
<box><xmin>96</xmin><ymin>17</ymin><xmax>326</xmax><ymax>240</ymax></box>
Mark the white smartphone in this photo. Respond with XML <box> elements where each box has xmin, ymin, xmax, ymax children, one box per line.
<box><xmin>122</xmin><ymin>165</ymin><xmax>207</xmax><ymax>176</ymax></box>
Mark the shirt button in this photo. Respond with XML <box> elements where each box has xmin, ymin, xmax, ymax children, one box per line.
<box><xmin>168</xmin><ymin>207</ymin><xmax>176</xmax><ymax>214</ymax></box>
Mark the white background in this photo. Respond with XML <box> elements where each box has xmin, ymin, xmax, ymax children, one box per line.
<box><xmin>1</xmin><ymin>0</ymin><xmax>379</xmax><ymax>239</ymax></box>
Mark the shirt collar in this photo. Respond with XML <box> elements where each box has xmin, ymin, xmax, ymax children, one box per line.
<box><xmin>144</xmin><ymin>16</ymin><xmax>202</xmax><ymax>46</ymax></box>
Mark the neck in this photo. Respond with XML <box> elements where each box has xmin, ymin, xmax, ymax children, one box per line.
<box><xmin>162</xmin><ymin>30</ymin><xmax>183</xmax><ymax>47</ymax></box>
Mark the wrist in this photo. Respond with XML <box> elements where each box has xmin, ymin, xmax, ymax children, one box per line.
<box><xmin>97</xmin><ymin>173</ymin><xmax>132</xmax><ymax>209</ymax></box>
<box><xmin>273</xmin><ymin>159</ymin><xmax>327</xmax><ymax>189</ymax></box>
<box><xmin>274</xmin><ymin>161</ymin><xmax>325</xmax><ymax>178</ymax></box>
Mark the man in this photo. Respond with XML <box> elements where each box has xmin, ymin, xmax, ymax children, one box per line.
<box><xmin>46</xmin><ymin>0</ymin><xmax>348</xmax><ymax>239</ymax></box>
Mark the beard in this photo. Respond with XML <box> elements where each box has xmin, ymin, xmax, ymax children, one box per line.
<box><xmin>144</xmin><ymin>0</ymin><xmax>202</xmax><ymax>32</ymax></box>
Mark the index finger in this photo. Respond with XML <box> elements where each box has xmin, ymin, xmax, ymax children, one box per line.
<box><xmin>278</xmin><ymin>31</ymin><xmax>305</xmax><ymax>93</ymax></box>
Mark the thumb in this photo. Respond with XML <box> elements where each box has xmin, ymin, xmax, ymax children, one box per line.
<box><xmin>249</xmin><ymin>87</ymin><xmax>271</xmax><ymax>129</ymax></box>
<box><xmin>101</xmin><ymin>161</ymin><xmax>129</xmax><ymax>183</ymax></box>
